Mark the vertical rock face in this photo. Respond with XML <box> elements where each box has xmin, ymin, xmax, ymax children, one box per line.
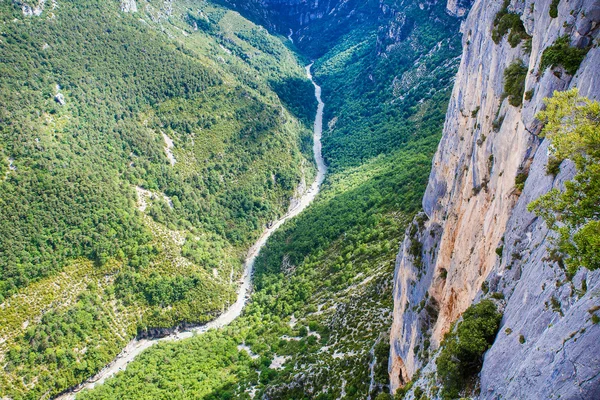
<box><xmin>390</xmin><ymin>0</ymin><xmax>600</xmax><ymax>396</ymax></box>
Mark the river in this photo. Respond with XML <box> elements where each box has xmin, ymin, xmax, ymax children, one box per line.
<box><xmin>55</xmin><ymin>64</ymin><xmax>326</xmax><ymax>399</ymax></box>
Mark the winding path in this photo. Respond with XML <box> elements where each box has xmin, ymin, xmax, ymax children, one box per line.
<box><xmin>55</xmin><ymin>64</ymin><xmax>326</xmax><ymax>399</ymax></box>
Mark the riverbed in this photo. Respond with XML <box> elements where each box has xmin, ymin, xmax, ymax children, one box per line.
<box><xmin>55</xmin><ymin>64</ymin><xmax>326</xmax><ymax>399</ymax></box>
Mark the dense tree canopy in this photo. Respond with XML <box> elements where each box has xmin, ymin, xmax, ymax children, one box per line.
<box><xmin>0</xmin><ymin>0</ymin><xmax>315</xmax><ymax>397</ymax></box>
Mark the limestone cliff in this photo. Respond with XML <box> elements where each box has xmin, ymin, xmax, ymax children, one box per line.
<box><xmin>389</xmin><ymin>0</ymin><xmax>600</xmax><ymax>397</ymax></box>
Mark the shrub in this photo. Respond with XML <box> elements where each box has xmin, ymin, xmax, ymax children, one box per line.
<box><xmin>546</xmin><ymin>156</ymin><xmax>562</xmax><ymax>176</ymax></box>
<box><xmin>503</xmin><ymin>60</ymin><xmax>528</xmax><ymax>107</ymax></box>
<box><xmin>409</xmin><ymin>237</ymin><xmax>424</xmax><ymax>270</ymax></box>
<box><xmin>481</xmin><ymin>281</ymin><xmax>490</xmax><ymax>294</ymax></box>
<box><xmin>492</xmin><ymin>1</ymin><xmax>531</xmax><ymax>47</ymax></box>
<box><xmin>550</xmin><ymin>296</ymin><xmax>563</xmax><ymax>314</ymax></box>
<box><xmin>374</xmin><ymin>340</ymin><xmax>392</xmax><ymax>383</ymax></box>
<box><xmin>523</xmin><ymin>37</ymin><xmax>532</xmax><ymax>54</ymax></box>
<box><xmin>413</xmin><ymin>387</ymin><xmax>426</xmax><ymax>400</ymax></box>
<box><xmin>440</xmin><ymin>268</ymin><xmax>448</xmax><ymax>279</ymax></box>
<box><xmin>515</xmin><ymin>170</ymin><xmax>529</xmax><ymax>191</ymax></box>
<box><xmin>495</xmin><ymin>245</ymin><xmax>504</xmax><ymax>258</ymax></box>
<box><xmin>525</xmin><ymin>89</ymin><xmax>534</xmax><ymax>101</ymax></box>
<box><xmin>436</xmin><ymin>300</ymin><xmax>502</xmax><ymax>399</ymax></box>
<box><xmin>492</xmin><ymin>115</ymin><xmax>505</xmax><ymax>131</ymax></box>
<box><xmin>540</xmin><ymin>36</ymin><xmax>589</xmax><ymax>75</ymax></box>
<box><xmin>549</xmin><ymin>0</ymin><xmax>560</xmax><ymax>18</ymax></box>
<box><xmin>528</xmin><ymin>89</ymin><xmax>600</xmax><ymax>274</ymax></box>
<box><xmin>488</xmin><ymin>154</ymin><xmax>495</xmax><ymax>174</ymax></box>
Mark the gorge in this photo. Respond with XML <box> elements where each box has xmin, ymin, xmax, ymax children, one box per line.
<box><xmin>0</xmin><ymin>0</ymin><xmax>598</xmax><ymax>399</ymax></box>
<box><xmin>55</xmin><ymin>63</ymin><xmax>326</xmax><ymax>400</ymax></box>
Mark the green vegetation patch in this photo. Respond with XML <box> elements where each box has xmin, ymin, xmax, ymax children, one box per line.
<box><xmin>315</xmin><ymin>0</ymin><xmax>461</xmax><ymax>171</ymax></box>
<box><xmin>503</xmin><ymin>60</ymin><xmax>528</xmax><ymax>107</ymax></box>
<box><xmin>529</xmin><ymin>89</ymin><xmax>600</xmax><ymax>275</ymax></box>
<box><xmin>1</xmin><ymin>0</ymin><xmax>464</xmax><ymax>397</ymax></box>
<box><xmin>540</xmin><ymin>36</ymin><xmax>590</xmax><ymax>75</ymax></box>
<box><xmin>492</xmin><ymin>0</ymin><xmax>531</xmax><ymax>47</ymax></box>
<box><xmin>549</xmin><ymin>0</ymin><xmax>560</xmax><ymax>18</ymax></box>
<box><xmin>0</xmin><ymin>0</ymin><xmax>315</xmax><ymax>397</ymax></box>
<box><xmin>5</xmin><ymin>291</ymin><xmax>134</xmax><ymax>397</ymax></box>
<box><xmin>77</xmin><ymin>0</ymin><xmax>461</xmax><ymax>395</ymax></box>
<box><xmin>436</xmin><ymin>300</ymin><xmax>503</xmax><ymax>399</ymax></box>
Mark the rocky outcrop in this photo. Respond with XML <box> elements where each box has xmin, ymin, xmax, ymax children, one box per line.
<box><xmin>390</xmin><ymin>0</ymin><xmax>600</xmax><ymax>396</ymax></box>
<box><xmin>446</xmin><ymin>0</ymin><xmax>474</xmax><ymax>16</ymax></box>
<box><xmin>14</xmin><ymin>0</ymin><xmax>46</xmax><ymax>16</ymax></box>
<box><xmin>120</xmin><ymin>0</ymin><xmax>137</xmax><ymax>13</ymax></box>
<box><xmin>54</xmin><ymin>93</ymin><xmax>65</xmax><ymax>106</ymax></box>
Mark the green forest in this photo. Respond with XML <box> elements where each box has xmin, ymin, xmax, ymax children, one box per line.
<box><xmin>0</xmin><ymin>0</ymin><xmax>316</xmax><ymax>397</ymax></box>
<box><xmin>74</xmin><ymin>0</ymin><xmax>463</xmax><ymax>399</ymax></box>
<box><xmin>1</xmin><ymin>0</ymin><xmax>596</xmax><ymax>399</ymax></box>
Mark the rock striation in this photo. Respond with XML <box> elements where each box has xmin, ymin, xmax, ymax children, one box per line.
<box><xmin>389</xmin><ymin>0</ymin><xmax>600</xmax><ymax>397</ymax></box>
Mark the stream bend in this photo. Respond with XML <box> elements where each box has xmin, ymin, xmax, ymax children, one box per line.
<box><xmin>55</xmin><ymin>64</ymin><xmax>326</xmax><ymax>399</ymax></box>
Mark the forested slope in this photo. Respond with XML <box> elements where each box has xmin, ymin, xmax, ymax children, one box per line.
<box><xmin>78</xmin><ymin>0</ymin><xmax>466</xmax><ymax>399</ymax></box>
<box><xmin>0</xmin><ymin>0</ymin><xmax>315</xmax><ymax>397</ymax></box>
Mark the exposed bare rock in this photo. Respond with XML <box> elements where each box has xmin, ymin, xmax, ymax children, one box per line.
<box><xmin>135</xmin><ymin>186</ymin><xmax>173</xmax><ymax>213</ymax></box>
<box><xmin>54</xmin><ymin>93</ymin><xmax>65</xmax><ymax>106</ymax></box>
<box><xmin>390</xmin><ymin>0</ymin><xmax>600</xmax><ymax>396</ymax></box>
<box><xmin>447</xmin><ymin>0</ymin><xmax>474</xmax><ymax>17</ymax></box>
<box><xmin>162</xmin><ymin>132</ymin><xmax>176</xmax><ymax>166</ymax></box>
<box><xmin>14</xmin><ymin>0</ymin><xmax>46</xmax><ymax>16</ymax></box>
<box><xmin>163</xmin><ymin>0</ymin><xmax>173</xmax><ymax>17</ymax></box>
<box><xmin>120</xmin><ymin>0</ymin><xmax>137</xmax><ymax>13</ymax></box>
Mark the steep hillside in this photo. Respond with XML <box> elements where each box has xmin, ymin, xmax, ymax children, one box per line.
<box><xmin>390</xmin><ymin>0</ymin><xmax>600</xmax><ymax>397</ymax></box>
<box><xmin>222</xmin><ymin>0</ymin><xmax>463</xmax><ymax>170</ymax></box>
<box><xmin>0</xmin><ymin>0</ymin><xmax>316</xmax><ymax>397</ymax></box>
<box><xmin>218</xmin><ymin>0</ymin><xmax>384</xmax><ymax>58</ymax></box>
<box><xmin>76</xmin><ymin>0</ymin><xmax>466</xmax><ymax>399</ymax></box>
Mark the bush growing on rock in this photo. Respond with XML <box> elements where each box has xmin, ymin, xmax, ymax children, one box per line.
<box><xmin>436</xmin><ymin>300</ymin><xmax>502</xmax><ymax>399</ymax></box>
<box><xmin>529</xmin><ymin>89</ymin><xmax>600</xmax><ymax>274</ymax></box>
<box><xmin>503</xmin><ymin>60</ymin><xmax>528</xmax><ymax>107</ymax></box>
<box><xmin>549</xmin><ymin>0</ymin><xmax>560</xmax><ymax>18</ymax></box>
<box><xmin>540</xmin><ymin>36</ymin><xmax>589</xmax><ymax>76</ymax></box>
<box><xmin>492</xmin><ymin>0</ymin><xmax>530</xmax><ymax>47</ymax></box>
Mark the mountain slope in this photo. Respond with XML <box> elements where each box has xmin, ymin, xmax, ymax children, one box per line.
<box><xmin>0</xmin><ymin>0</ymin><xmax>315</xmax><ymax>397</ymax></box>
<box><xmin>75</xmin><ymin>0</ymin><xmax>466</xmax><ymax>399</ymax></box>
